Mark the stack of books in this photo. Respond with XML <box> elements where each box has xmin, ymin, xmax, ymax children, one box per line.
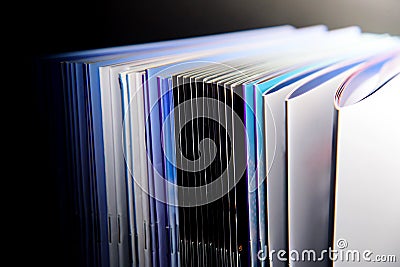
<box><xmin>37</xmin><ymin>25</ymin><xmax>400</xmax><ymax>267</ymax></box>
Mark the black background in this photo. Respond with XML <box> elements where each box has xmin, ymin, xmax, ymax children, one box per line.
<box><xmin>25</xmin><ymin>0</ymin><xmax>399</xmax><ymax>264</ymax></box>
<box><xmin>30</xmin><ymin>0</ymin><xmax>400</xmax><ymax>57</ymax></box>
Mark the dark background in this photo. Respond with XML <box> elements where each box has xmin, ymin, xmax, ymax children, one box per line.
<box><xmin>31</xmin><ymin>0</ymin><xmax>400</xmax><ymax>57</ymax></box>
<box><xmin>26</xmin><ymin>0</ymin><xmax>399</xmax><ymax>265</ymax></box>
